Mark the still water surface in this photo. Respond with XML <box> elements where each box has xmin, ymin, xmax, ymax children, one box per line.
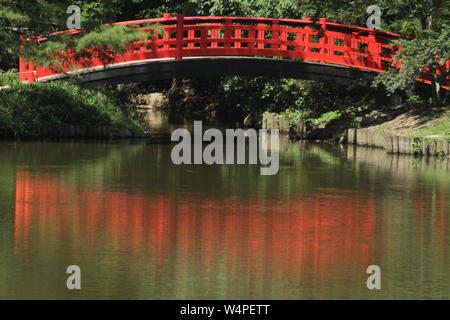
<box><xmin>0</xmin><ymin>138</ymin><xmax>448</xmax><ymax>299</ymax></box>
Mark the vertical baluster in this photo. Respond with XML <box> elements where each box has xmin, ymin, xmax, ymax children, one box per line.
<box><xmin>257</xmin><ymin>23</ymin><xmax>265</xmax><ymax>50</ymax></box>
<box><xmin>248</xmin><ymin>25</ymin><xmax>256</xmax><ymax>49</ymax></box>
<box><xmin>446</xmin><ymin>60</ymin><xmax>450</xmax><ymax>86</ymax></box>
<box><xmin>368</xmin><ymin>30</ymin><xmax>381</xmax><ymax>70</ymax></box>
<box><xmin>328</xmin><ymin>35</ymin><xmax>335</xmax><ymax>63</ymax></box>
<box><xmin>19</xmin><ymin>36</ymin><xmax>28</xmax><ymax>82</ymax></box>
<box><xmin>342</xmin><ymin>34</ymin><xmax>349</xmax><ymax>67</ymax></box>
<box><xmin>211</xmin><ymin>28</ymin><xmax>218</xmax><ymax>49</ymax></box>
<box><xmin>224</xmin><ymin>18</ymin><xmax>232</xmax><ymax>49</ymax></box>
<box><xmin>295</xmin><ymin>30</ymin><xmax>302</xmax><ymax>55</ymax></box>
<box><xmin>280</xmin><ymin>28</ymin><xmax>287</xmax><ymax>51</ymax></box>
<box><xmin>163</xmin><ymin>25</ymin><xmax>170</xmax><ymax>53</ymax></box>
<box><xmin>304</xmin><ymin>26</ymin><xmax>311</xmax><ymax>60</ymax></box>
<box><xmin>200</xmin><ymin>27</ymin><xmax>208</xmax><ymax>50</ymax></box>
<box><xmin>161</xmin><ymin>13</ymin><xmax>171</xmax><ymax>53</ymax></box>
<box><xmin>235</xmin><ymin>28</ymin><xmax>242</xmax><ymax>49</ymax></box>
<box><xmin>151</xmin><ymin>26</ymin><xmax>159</xmax><ymax>55</ymax></box>
<box><xmin>351</xmin><ymin>32</ymin><xmax>358</xmax><ymax>67</ymax></box>
<box><xmin>272</xmin><ymin>21</ymin><xmax>280</xmax><ymax>53</ymax></box>
<box><xmin>188</xmin><ymin>29</ymin><xmax>195</xmax><ymax>49</ymax></box>
<box><xmin>319</xmin><ymin>17</ymin><xmax>327</xmax><ymax>64</ymax></box>
<box><xmin>175</xmin><ymin>14</ymin><xmax>184</xmax><ymax>60</ymax></box>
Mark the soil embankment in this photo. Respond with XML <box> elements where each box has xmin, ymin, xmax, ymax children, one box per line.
<box><xmin>351</xmin><ymin>105</ymin><xmax>450</xmax><ymax>156</ymax></box>
<box><xmin>263</xmin><ymin>104</ymin><xmax>450</xmax><ymax>157</ymax></box>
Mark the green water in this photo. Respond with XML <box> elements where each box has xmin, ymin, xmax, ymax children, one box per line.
<box><xmin>0</xmin><ymin>138</ymin><xmax>449</xmax><ymax>299</ymax></box>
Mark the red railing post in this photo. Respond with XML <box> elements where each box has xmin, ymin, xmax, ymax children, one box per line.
<box><xmin>273</xmin><ymin>21</ymin><xmax>280</xmax><ymax>51</ymax></box>
<box><xmin>257</xmin><ymin>23</ymin><xmax>265</xmax><ymax>50</ymax></box>
<box><xmin>249</xmin><ymin>23</ymin><xmax>256</xmax><ymax>49</ymax></box>
<box><xmin>175</xmin><ymin>14</ymin><xmax>184</xmax><ymax>60</ymax></box>
<box><xmin>304</xmin><ymin>20</ymin><xmax>311</xmax><ymax>61</ymax></box>
<box><xmin>150</xmin><ymin>23</ymin><xmax>159</xmax><ymax>53</ymax></box>
<box><xmin>280</xmin><ymin>25</ymin><xmax>287</xmax><ymax>51</ymax></box>
<box><xmin>200</xmin><ymin>22</ymin><xmax>208</xmax><ymax>50</ymax></box>
<box><xmin>162</xmin><ymin>13</ymin><xmax>171</xmax><ymax>53</ymax></box>
<box><xmin>224</xmin><ymin>18</ymin><xmax>232</xmax><ymax>48</ymax></box>
<box><xmin>211</xmin><ymin>28</ymin><xmax>218</xmax><ymax>49</ymax></box>
<box><xmin>446</xmin><ymin>60</ymin><xmax>450</xmax><ymax>87</ymax></box>
<box><xmin>19</xmin><ymin>35</ymin><xmax>28</xmax><ymax>83</ymax></box>
<box><xmin>319</xmin><ymin>17</ymin><xmax>327</xmax><ymax>64</ymax></box>
<box><xmin>187</xmin><ymin>28</ymin><xmax>194</xmax><ymax>49</ymax></box>
<box><xmin>368</xmin><ymin>30</ymin><xmax>381</xmax><ymax>70</ymax></box>
<box><xmin>19</xmin><ymin>35</ymin><xmax>37</xmax><ymax>83</ymax></box>
<box><xmin>351</xmin><ymin>31</ymin><xmax>359</xmax><ymax>67</ymax></box>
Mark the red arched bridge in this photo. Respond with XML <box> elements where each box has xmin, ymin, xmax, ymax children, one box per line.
<box><xmin>19</xmin><ymin>13</ymin><xmax>450</xmax><ymax>89</ymax></box>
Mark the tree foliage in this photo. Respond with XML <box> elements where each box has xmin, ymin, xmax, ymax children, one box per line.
<box><xmin>373</xmin><ymin>25</ymin><xmax>450</xmax><ymax>104</ymax></box>
<box><xmin>22</xmin><ymin>24</ymin><xmax>161</xmax><ymax>72</ymax></box>
<box><xmin>0</xmin><ymin>0</ymin><xmax>165</xmax><ymax>70</ymax></box>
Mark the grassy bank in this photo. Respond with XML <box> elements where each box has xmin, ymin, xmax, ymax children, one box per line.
<box><xmin>0</xmin><ymin>73</ymin><xmax>144</xmax><ymax>137</ymax></box>
<box><xmin>266</xmin><ymin>99</ymin><xmax>450</xmax><ymax>145</ymax></box>
<box><xmin>370</xmin><ymin>104</ymin><xmax>450</xmax><ymax>140</ymax></box>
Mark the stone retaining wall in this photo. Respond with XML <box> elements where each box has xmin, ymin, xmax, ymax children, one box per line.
<box><xmin>346</xmin><ymin>128</ymin><xmax>450</xmax><ymax>156</ymax></box>
<box><xmin>345</xmin><ymin>144</ymin><xmax>450</xmax><ymax>172</ymax></box>
<box><xmin>262</xmin><ymin>113</ymin><xmax>290</xmax><ymax>133</ymax></box>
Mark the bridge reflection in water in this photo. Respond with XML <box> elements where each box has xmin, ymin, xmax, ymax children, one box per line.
<box><xmin>14</xmin><ymin>170</ymin><xmax>379</xmax><ymax>298</ymax></box>
<box><xmin>4</xmin><ymin>141</ymin><xmax>450</xmax><ymax>299</ymax></box>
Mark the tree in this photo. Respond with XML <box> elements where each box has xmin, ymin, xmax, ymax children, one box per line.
<box><xmin>373</xmin><ymin>25</ymin><xmax>450</xmax><ymax>105</ymax></box>
<box><xmin>0</xmin><ymin>0</ymin><xmax>166</xmax><ymax>71</ymax></box>
<box><xmin>187</xmin><ymin>0</ymin><xmax>303</xmax><ymax>18</ymax></box>
<box><xmin>0</xmin><ymin>0</ymin><xmax>164</xmax><ymax>73</ymax></box>
<box><xmin>21</xmin><ymin>24</ymin><xmax>158</xmax><ymax>74</ymax></box>
<box><xmin>0</xmin><ymin>1</ymin><xmax>65</xmax><ymax>70</ymax></box>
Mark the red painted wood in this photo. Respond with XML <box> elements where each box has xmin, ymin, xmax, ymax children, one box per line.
<box><xmin>19</xmin><ymin>14</ymin><xmax>450</xmax><ymax>89</ymax></box>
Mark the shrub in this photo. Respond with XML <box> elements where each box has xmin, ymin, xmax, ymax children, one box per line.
<box><xmin>0</xmin><ymin>81</ymin><xmax>143</xmax><ymax>137</ymax></box>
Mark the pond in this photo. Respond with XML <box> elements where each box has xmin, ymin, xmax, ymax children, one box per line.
<box><xmin>0</xmin><ymin>138</ymin><xmax>448</xmax><ymax>299</ymax></box>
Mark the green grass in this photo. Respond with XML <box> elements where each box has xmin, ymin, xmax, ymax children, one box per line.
<box><xmin>405</xmin><ymin>111</ymin><xmax>450</xmax><ymax>139</ymax></box>
<box><xmin>372</xmin><ymin>104</ymin><xmax>450</xmax><ymax>140</ymax></box>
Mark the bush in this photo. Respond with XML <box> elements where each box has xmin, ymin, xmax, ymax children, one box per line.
<box><xmin>0</xmin><ymin>81</ymin><xmax>144</xmax><ymax>137</ymax></box>
<box><xmin>0</xmin><ymin>70</ymin><xmax>18</xmax><ymax>87</ymax></box>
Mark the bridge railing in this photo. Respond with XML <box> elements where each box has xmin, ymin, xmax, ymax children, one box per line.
<box><xmin>19</xmin><ymin>14</ymin><xmax>449</xmax><ymax>88</ymax></box>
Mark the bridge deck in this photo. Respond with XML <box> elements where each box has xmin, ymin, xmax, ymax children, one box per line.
<box><xmin>35</xmin><ymin>56</ymin><xmax>377</xmax><ymax>88</ymax></box>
